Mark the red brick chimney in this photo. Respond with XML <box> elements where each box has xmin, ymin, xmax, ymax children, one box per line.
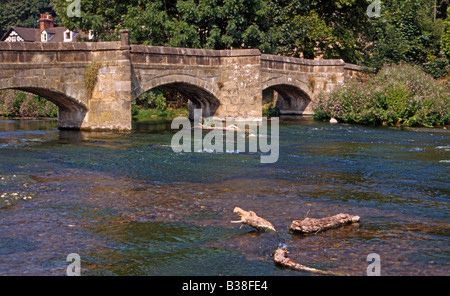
<box><xmin>39</xmin><ymin>14</ymin><xmax>54</xmax><ymax>32</ymax></box>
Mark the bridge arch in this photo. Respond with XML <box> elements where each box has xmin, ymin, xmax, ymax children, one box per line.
<box><xmin>135</xmin><ymin>74</ymin><xmax>221</xmax><ymax>119</ymax></box>
<box><xmin>262</xmin><ymin>77</ymin><xmax>314</xmax><ymax>115</ymax></box>
<box><xmin>0</xmin><ymin>84</ymin><xmax>87</xmax><ymax>129</ymax></box>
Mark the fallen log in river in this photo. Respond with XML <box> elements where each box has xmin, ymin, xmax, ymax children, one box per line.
<box><xmin>289</xmin><ymin>213</ymin><xmax>360</xmax><ymax>234</ymax></box>
<box><xmin>273</xmin><ymin>247</ymin><xmax>349</xmax><ymax>276</ymax></box>
<box><xmin>230</xmin><ymin>207</ymin><xmax>276</xmax><ymax>232</ymax></box>
<box><xmin>231</xmin><ymin>207</ymin><xmax>359</xmax><ymax>276</ymax></box>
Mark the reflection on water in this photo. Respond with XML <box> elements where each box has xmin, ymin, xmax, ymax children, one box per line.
<box><xmin>0</xmin><ymin>117</ymin><xmax>449</xmax><ymax>275</ymax></box>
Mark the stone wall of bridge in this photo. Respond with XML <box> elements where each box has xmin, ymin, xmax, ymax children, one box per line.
<box><xmin>0</xmin><ymin>31</ymin><xmax>368</xmax><ymax>130</ymax></box>
<box><xmin>0</xmin><ymin>41</ymin><xmax>132</xmax><ymax>130</ymax></box>
<box><xmin>130</xmin><ymin>45</ymin><xmax>262</xmax><ymax>120</ymax></box>
<box><xmin>261</xmin><ymin>54</ymin><xmax>347</xmax><ymax>115</ymax></box>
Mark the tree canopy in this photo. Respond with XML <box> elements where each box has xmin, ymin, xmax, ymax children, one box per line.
<box><xmin>443</xmin><ymin>6</ymin><xmax>450</xmax><ymax>58</ymax></box>
<box><xmin>0</xmin><ymin>0</ymin><xmax>59</xmax><ymax>38</ymax></box>
<box><xmin>1</xmin><ymin>0</ymin><xmax>449</xmax><ymax>69</ymax></box>
<box><xmin>50</xmin><ymin>0</ymin><xmax>373</xmax><ymax>63</ymax></box>
<box><xmin>367</xmin><ymin>0</ymin><xmax>445</xmax><ymax>68</ymax></box>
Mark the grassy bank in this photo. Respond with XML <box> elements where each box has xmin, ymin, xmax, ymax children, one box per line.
<box><xmin>132</xmin><ymin>89</ymin><xmax>189</xmax><ymax>121</ymax></box>
<box><xmin>0</xmin><ymin>89</ymin><xmax>189</xmax><ymax>122</ymax></box>
<box><xmin>132</xmin><ymin>104</ymin><xmax>188</xmax><ymax>121</ymax></box>
<box><xmin>313</xmin><ymin>63</ymin><xmax>450</xmax><ymax>127</ymax></box>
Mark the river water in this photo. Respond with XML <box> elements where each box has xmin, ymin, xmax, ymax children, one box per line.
<box><xmin>0</xmin><ymin>117</ymin><xmax>448</xmax><ymax>276</ymax></box>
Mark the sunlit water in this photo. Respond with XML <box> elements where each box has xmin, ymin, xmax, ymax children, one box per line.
<box><xmin>0</xmin><ymin>117</ymin><xmax>448</xmax><ymax>275</ymax></box>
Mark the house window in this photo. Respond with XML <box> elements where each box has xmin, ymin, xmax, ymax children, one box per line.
<box><xmin>64</xmin><ymin>30</ymin><xmax>73</xmax><ymax>42</ymax></box>
<box><xmin>41</xmin><ymin>31</ymin><xmax>47</xmax><ymax>42</ymax></box>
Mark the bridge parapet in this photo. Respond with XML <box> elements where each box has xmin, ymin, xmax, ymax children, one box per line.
<box><xmin>261</xmin><ymin>54</ymin><xmax>345</xmax><ymax>67</ymax></box>
<box><xmin>344</xmin><ymin>63</ymin><xmax>372</xmax><ymax>82</ymax></box>
<box><xmin>0</xmin><ymin>35</ymin><xmax>368</xmax><ymax>130</ymax></box>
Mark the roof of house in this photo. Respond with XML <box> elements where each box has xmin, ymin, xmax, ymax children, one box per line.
<box><xmin>45</xmin><ymin>27</ymin><xmax>69</xmax><ymax>42</ymax></box>
<box><xmin>1</xmin><ymin>26</ymin><xmax>88</xmax><ymax>42</ymax></box>
<box><xmin>3</xmin><ymin>26</ymin><xmax>40</xmax><ymax>42</ymax></box>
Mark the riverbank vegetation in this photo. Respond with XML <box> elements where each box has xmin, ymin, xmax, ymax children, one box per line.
<box><xmin>0</xmin><ymin>90</ymin><xmax>58</xmax><ymax>118</ymax></box>
<box><xmin>132</xmin><ymin>105</ymin><xmax>189</xmax><ymax>121</ymax></box>
<box><xmin>132</xmin><ymin>88</ymin><xmax>189</xmax><ymax>121</ymax></box>
<box><xmin>313</xmin><ymin>63</ymin><xmax>450</xmax><ymax>127</ymax></box>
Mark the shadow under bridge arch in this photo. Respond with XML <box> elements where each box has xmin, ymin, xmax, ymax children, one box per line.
<box><xmin>135</xmin><ymin>75</ymin><xmax>221</xmax><ymax>120</ymax></box>
<box><xmin>262</xmin><ymin>78</ymin><xmax>314</xmax><ymax>116</ymax></box>
<box><xmin>0</xmin><ymin>86</ymin><xmax>87</xmax><ymax>129</ymax></box>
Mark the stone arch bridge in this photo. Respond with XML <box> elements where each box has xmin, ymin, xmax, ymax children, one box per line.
<box><xmin>0</xmin><ymin>31</ymin><xmax>366</xmax><ymax>131</ymax></box>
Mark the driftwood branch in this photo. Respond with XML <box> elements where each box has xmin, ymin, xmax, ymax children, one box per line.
<box><xmin>231</xmin><ymin>207</ymin><xmax>276</xmax><ymax>232</ymax></box>
<box><xmin>274</xmin><ymin>247</ymin><xmax>349</xmax><ymax>276</ymax></box>
<box><xmin>289</xmin><ymin>213</ymin><xmax>360</xmax><ymax>234</ymax></box>
<box><xmin>231</xmin><ymin>207</ymin><xmax>359</xmax><ymax>275</ymax></box>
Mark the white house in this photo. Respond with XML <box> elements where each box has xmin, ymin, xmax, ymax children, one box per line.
<box><xmin>1</xmin><ymin>14</ymin><xmax>93</xmax><ymax>43</ymax></box>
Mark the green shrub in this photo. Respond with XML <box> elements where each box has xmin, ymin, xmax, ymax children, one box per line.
<box><xmin>442</xmin><ymin>7</ymin><xmax>450</xmax><ymax>60</ymax></box>
<box><xmin>0</xmin><ymin>90</ymin><xmax>58</xmax><ymax>118</ymax></box>
<box><xmin>262</xmin><ymin>104</ymin><xmax>280</xmax><ymax>118</ymax></box>
<box><xmin>136</xmin><ymin>90</ymin><xmax>167</xmax><ymax>111</ymax></box>
<box><xmin>422</xmin><ymin>58</ymin><xmax>450</xmax><ymax>79</ymax></box>
<box><xmin>314</xmin><ymin>63</ymin><xmax>450</xmax><ymax>127</ymax></box>
<box><xmin>131</xmin><ymin>101</ymin><xmax>139</xmax><ymax>116</ymax></box>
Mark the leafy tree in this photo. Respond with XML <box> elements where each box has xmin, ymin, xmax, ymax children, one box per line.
<box><xmin>136</xmin><ymin>89</ymin><xmax>167</xmax><ymax>110</ymax></box>
<box><xmin>273</xmin><ymin>10</ymin><xmax>333</xmax><ymax>59</ymax></box>
<box><xmin>443</xmin><ymin>7</ymin><xmax>450</xmax><ymax>59</ymax></box>
<box><xmin>3</xmin><ymin>0</ymin><xmax>449</xmax><ymax>68</ymax></box>
<box><xmin>367</xmin><ymin>0</ymin><xmax>444</xmax><ymax>68</ymax></box>
<box><xmin>268</xmin><ymin>0</ymin><xmax>371</xmax><ymax>63</ymax></box>
<box><xmin>52</xmin><ymin>0</ymin><xmax>141</xmax><ymax>41</ymax></box>
<box><xmin>52</xmin><ymin>0</ymin><xmax>372</xmax><ymax>60</ymax></box>
<box><xmin>52</xmin><ymin>0</ymin><xmax>272</xmax><ymax>50</ymax></box>
<box><xmin>51</xmin><ymin>0</ymin><xmax>378</xmax><ymax>63</ymax></box>
<box><xmin>0</xmin><ymin>0</ymin><xmax>58</xmax><ymax>38</ymax></box>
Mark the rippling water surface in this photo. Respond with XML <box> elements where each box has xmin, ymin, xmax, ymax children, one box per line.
<box><xmin>0</xmin><ymin>117</ymin><xmax>448</xmax><ymax>275</ymax></box>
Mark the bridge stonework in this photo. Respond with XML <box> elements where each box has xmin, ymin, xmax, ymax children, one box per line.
<box><xmin>0</xmin><ymin>31</ymin><xmax>366</xmax><ymax>131</ymax></box>
<box><xmin>130</xmin><ymin>45</ymin><xmax>263</xmax><ymax>121</ymax></box>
